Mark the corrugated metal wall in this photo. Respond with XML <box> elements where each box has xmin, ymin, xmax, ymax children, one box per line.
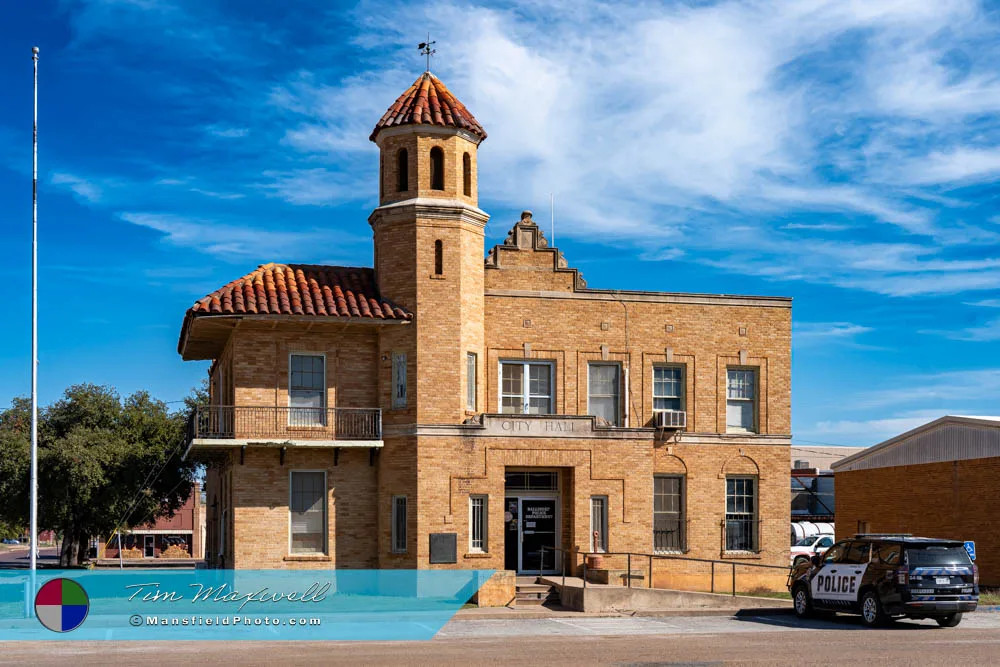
<box><xmin>836</xmin><ymin>424</ymin><xmax>1000</xmax><ymax>471</ymax></box>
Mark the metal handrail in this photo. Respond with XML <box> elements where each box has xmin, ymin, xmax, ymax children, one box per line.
<box><xmin>539</xmin><ymin>547</ymin><xmax>791</xmax><ymax>595</ymax></box>
<box><xmin>190</xmin><ymin>405</ymin><xmax>382</xmax><ymax>441</ymax></box>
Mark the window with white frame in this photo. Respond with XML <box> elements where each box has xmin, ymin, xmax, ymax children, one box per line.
<box><xmin>290</xmin><ymin>471</ymin><xmax>326</xmax><ymax>554</ymax></box>
<box><xmin>469</xmin><ymin>495</ymin><xmax>487</xmax><ymax>553</ymax></box>
<box><xmin>653</xmin><ymin>366</ymin><xmax>683</xmax><ymax>412</ymax></box>
<box><xmin>500</xmin><ymin>361</ymin><xmax>553</xmax><ymax>414</ymax></box>
<box><xmin>391</xmin><ymin>495</ymin><xmax>407</xmax><ymax>553</ymax></box>
<box><xmin>726</xmin><ymin>368</ymin><xmax>757</xmax><ymax>433</ymax></box>
<box><xmin>591</xmin><ymin>496</ymin><xmax>608</xmax><ymax>552</ymax></box>
<box><xmin>466</xmin><ymin>352</ymin><xmax>477</xmax><ymax>411</ymax></box>
<box><xmin>654</xmin><ymin>476</ymin><xmax>685</xmax><ymax>552</ymax></box>
<box><xmin>588</xmin><ymin>363</ymin><xmax>621</xmax><ymax>426</ymax></box>
<box><xmin>392</xmin><ymin>353</ymin><xmax>407</xmax><ymax>409</ymax></box>
<box><xmin>725</xmin><ymin>477</ymin><xmax>758</xmax><ymax>552</ymax></box>
<box><xmin>289</xmin><ymin>354</ymin><xmax>325</xmax><ymax>426</ymax></box>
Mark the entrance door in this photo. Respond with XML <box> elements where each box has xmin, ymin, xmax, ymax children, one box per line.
<box><xmin>520</xmin><ymin>498</ymin><xmax>557</xmax><ymax>573</ymax></box>
<box><xmin>144</xmin><ymin>535</ymin><xmax>155</xmax><ymax>558</ymax></box>
<box><xmin>504</xmin><ymin>497</ymin><xmax>519</xmax><ymax>571</ymax></box>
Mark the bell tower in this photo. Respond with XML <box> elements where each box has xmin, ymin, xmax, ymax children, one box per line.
<box><xmin>369</xmin><ymin>72</ymin><xmax>488</xmax><ymax>425</ymax></box>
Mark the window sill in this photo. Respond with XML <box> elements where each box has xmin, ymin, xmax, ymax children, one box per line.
<box><xmin>654</xmin><ymin>550</ymin><xmax>687</xmax><ymax>556</ymax></box>
<box><xmin>720</xmin><ymin>551</ymin><xmax>762</xmax><ymax>560</ymax></box>
<box><xmin>428</xmin><ymin>274</ymin><xmax>446</xmax><ymax>280</ymax></box>
<box><xmin>283</xmin><ymin>554</ymin><xmax>331</xmax><ymax>562</ymax></box>
<box><xmin>725</xmin><ymin>429</ymin><xmax>759</xmax><ymax>435</ymax></box>
<box><xmin>388</xmin><ymin>551</ymin><xmax>408</xmax><ymax>556</ymax></box>
<box><xmin>464</xmin><ymin>552</ymin><xmax>491</xmax><ymax>559</ymax></box>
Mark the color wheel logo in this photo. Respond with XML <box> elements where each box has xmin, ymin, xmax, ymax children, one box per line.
<box><xmin>35</xmin><ymin>578</ymin><xmax>89</xmax><ymax>632</ymax></box>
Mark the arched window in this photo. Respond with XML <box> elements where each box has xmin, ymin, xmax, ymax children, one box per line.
<box><xmin>463</xmin><ymin>152</ymin><xmax>472</xmax><ymax>197</ymax></box>
<box><xmin>430</xmin><ymin>147</ymin><xmax>445</xmax><ymax>190</ymax></box>
<box><xmin>397</xmin><ymin>149</ymin><xmax>408</xmax><ymax>192</ymax></box>
<box><xmin>434</xmin><ymin>240</ymin><xmax>443</xmax><ymax>275</ymax></box>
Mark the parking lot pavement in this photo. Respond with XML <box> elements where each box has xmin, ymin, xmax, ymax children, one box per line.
<box><xmin>436</xmin><ymin>609</ymin><xmax>1000</xmax><ymax>638</ymax></box>
<box><xmin>4</xmin><ymin>613</ymin><xmax>1000</xmax><ymax>666</ymax></box>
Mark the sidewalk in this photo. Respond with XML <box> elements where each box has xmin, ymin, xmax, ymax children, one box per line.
<box><xmin>454</xmin><ymin>605</ymin><xmax>793</xmax><ymax>620</ymax></box>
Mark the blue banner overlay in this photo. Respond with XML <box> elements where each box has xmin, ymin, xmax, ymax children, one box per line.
<box><xmin>0</xmin><ymin>569</ymin><xmax>493</xmax><ymax>640</ymax></box>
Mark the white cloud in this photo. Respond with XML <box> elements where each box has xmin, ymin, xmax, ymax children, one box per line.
<box><xmin>794</xmin><ymin>321</ymin><xmax>874</xmax><ymax>344</ymax></box>
<box><xmin>119</xmin><ymin>211</ymin><xmax>362</xmax><ymax>259</ymax></box>
<box><xmin>51</xmin><ymin>172</ymin><xmax>103</xmax><ymax>203</ymax></box>
<box><xmin>923</xmin><ymin>318</ymin><xmax>1000</xmax><ymax>342</ymax></box>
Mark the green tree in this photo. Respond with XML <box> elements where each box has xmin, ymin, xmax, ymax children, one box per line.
<box><xmin>0</xmin><ymin>384</ymin><xmax>200</xmax><ymax>566</ymax></box>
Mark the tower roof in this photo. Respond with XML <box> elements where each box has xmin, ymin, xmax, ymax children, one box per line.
<box><xmin>369</xmin><ymin>72</ymin><xmax>486</xmax><ymax>142</ymax></box>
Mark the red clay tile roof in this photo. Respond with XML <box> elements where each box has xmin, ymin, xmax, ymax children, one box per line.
<box><xmin>370</xmin><ymin>72</ymin><xmax>486</xmax><ymax>142</ymax></box>
<box><xmin>189</xmin><ymin>263</ymin><xmax>412</xmax><ymax>320</ymax></box>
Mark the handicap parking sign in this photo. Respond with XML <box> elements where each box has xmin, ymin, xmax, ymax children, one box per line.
<box><xmin>965</xmin><ymin>541</ymin><xmax>976</xmax><ymax>561</ymax></box>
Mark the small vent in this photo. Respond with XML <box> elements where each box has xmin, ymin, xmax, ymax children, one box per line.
<box><xmin>655</xmin><ymin>410</ymin><xmax>686</xmax><ymax>429</ymax></box>
<box><xmin>793</xmin><ymin>460</ymin><xmax>809</xmax><ymax>469</ymax></box>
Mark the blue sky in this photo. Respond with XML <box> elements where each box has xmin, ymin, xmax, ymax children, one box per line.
<box><xmin>1</xmin><ymin>0</ymin><xmax>999</xmax><ymax>446</ymax></box>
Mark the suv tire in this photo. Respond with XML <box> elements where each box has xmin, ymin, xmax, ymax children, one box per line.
<box><xmin>793</xmin><ymin>584</ymin><xmax>813</xmax><ymax>619</ymax></box>
<box><xmin>860</xmin><ymin>590</ymin><xmax>887</xmax><ymax>628</ymax></box>
<box><xmin>936</xmin><ymin>613</ymin><xmax>962</xmax><ymax>628</ymax></box>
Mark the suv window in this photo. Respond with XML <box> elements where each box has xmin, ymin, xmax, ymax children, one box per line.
<box><xmin>817</xmin><ymin>536</ymin><xmax>834</xmax><ymax>549</ymax></box>
<box><xmin>821</xmin><ymin>542</ymin><xmax>849</xmax><ymax>563</ymax></box>
<box><xmin>842</xmin><ymin>541</ymin><xmax>871</xmax><ymax>565</ymax></box>
<box><xmin>906</xmin><ymin>545</ymin><xmax>972</xmax><ymax>567</ymax></box>
<box><xmin>876</xmin><ymin>544</ymin><xmax>902</xmax><ymax>565</ymax></box>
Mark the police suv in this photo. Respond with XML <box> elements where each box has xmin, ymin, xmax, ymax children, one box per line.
<box><xmin>787</xmin><ymin>534</ymin><xmax>979</xmax><ymax>627</ymax></box>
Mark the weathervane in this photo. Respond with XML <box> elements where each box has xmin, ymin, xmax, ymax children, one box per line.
<box><xmin>418</xmin><ymin>34</ymin><xmax>436</xmax><ymax>72</ymax></box>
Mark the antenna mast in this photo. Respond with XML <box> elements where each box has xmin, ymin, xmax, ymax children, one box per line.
<box><xmin>30</xmin><ymin>46</ymin><xmax>39</xmax><ymax>575</ymax></box>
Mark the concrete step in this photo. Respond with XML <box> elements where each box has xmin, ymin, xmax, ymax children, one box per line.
<box><xmin>515</xmin><ymin>582</ymin><xmax>560</xmax><ymax>606</ymax></box>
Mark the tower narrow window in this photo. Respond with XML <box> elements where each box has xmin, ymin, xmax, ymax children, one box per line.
<box><xmin>434</xmin><ymin>239</ymin><xmax>443</xmax><ymax>275</ymax></box>
<box><xmin>463</xmin><ymin>152</ymin><xmax>472</xmax><ymax>196</ymax></box>
<box><xmin>430</xmin><ymin>146</ymin><xmax>444</xmax><ymax>190</ymax></box>
<box><xmin>397</xmin><ymin>148</ymin><xmax>408</xmax><ymax>192</ymax></box>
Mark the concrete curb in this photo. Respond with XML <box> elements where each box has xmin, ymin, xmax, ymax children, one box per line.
<box><xmin>452</xmin><ymin>606</ymin><xmax>794</xmax><ymax>621</ymax></box>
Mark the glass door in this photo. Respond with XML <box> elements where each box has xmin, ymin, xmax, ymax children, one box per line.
<box><xmin>519</xmin><ymin>498</ymin><xmax>557</xmax><ymax>573</ymax></box>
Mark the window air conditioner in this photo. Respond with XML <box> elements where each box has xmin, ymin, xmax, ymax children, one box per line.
<box><xmin>655</xmin><ymin>410</ymin><xmax>686</xmax><ymax>429</ymax></box>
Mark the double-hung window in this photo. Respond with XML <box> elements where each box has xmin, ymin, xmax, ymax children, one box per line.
<box><xmin>588</xmin><ymin>363</ymin><xmax>621</xmax><ymax>426</ymax></box>
<box><xmin>500</xmin><ymin>361</ymin><xmax>553</xmax><ymax>414</ymax></box>
<box><xmin>289</xmin><ymin>354</ymin><xmax>325</xmax><ymax>426</ymax></box>
<box><xmin>391</xmin><ymin>496</ymin><xmax>407</xmax><ymax>553</ymax></box>
<box><xmin>290</xmin><ymin>471</ymin><xmax>326</xmax><ymax>554</ymax></box>
<box><xmin>469</xmin><ymin>495</ymin><xmax>487</xmax><ymax>553</ymax></box>
<box><xmin>726</xmin><ymin>368</ymin><xmax>757</xmax><ymax>433</ymax></box>
<box><xmin>653</xmin><ymin>366</ymin><xmax>683</xmax><ymax>412</ymax></box>
<box><xmin>654</xmin><ymin>476</ymin><xmax>685</xmax><ymax>552</ymax></box>
<box><xmin>725</xmin><ymin>477</ymin><xmax>758</xmax><ymax>552</ymax></box>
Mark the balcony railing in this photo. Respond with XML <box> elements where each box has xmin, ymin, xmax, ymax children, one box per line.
<box><xmin>188</xmin><ymin>406</ymin><xmax>382</xmax><ymax>443</ymax></box>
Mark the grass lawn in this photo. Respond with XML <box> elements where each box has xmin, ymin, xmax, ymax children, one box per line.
<box><xmin>738</xmin><ymin>589</ymin><xmax>792</xmax><ymax>600</ymax></box>
<box><xmin>980</xmin><ymin>588</ymin><xmax>1000</xmax><ymax>606</ymax></box>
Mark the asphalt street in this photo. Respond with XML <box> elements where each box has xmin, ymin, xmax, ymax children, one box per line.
<box><xmin>2</xmin><ymin>612</ymin><xmax>999</xmax><ymax>666</ymax></box>
<box><xmin>0</xmin><ymin>547</ymin><xmax>59</xmax><ymax>568</ymax></box>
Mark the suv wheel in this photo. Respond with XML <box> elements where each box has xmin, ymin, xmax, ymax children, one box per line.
<box><xmin>793</xmin><ymin>584</ymin><xmax>813</xmax><ymax>619</ymax></box>
<box><xmin>936</xmin><ymin>613</ymin><xmax>962</xmax><ymax>628</ymax></box>
<box><xmin>860</xmin><ymin>590</ymin><xmax>887</xmax><ymax>628</ymax></box>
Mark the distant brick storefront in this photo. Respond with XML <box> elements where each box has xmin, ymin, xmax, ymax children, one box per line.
<box><xmin>833</xmin><ymin>416</ymin><xmax>1000</xmax><ymax>586</ymax></box>
<box><xmin>179</xmin><ymin>71</ymin><xmax>792</xmax><ymax>575</ymax></box>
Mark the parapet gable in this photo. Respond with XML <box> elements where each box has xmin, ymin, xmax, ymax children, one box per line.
<box><xmin>484</xmin><ymin>211</ymin><xmax>587</xmax><ymax>292</ymax></box>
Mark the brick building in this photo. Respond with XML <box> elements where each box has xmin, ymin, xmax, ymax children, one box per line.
<box><xmin>102</xmin><ymin>482</ymin><xmax>203</xmax><ymax>560</ymax></box>
<box><xmin>832</xmin><ymin>416</ymin><xmax>1000</xmax><ymax>586</ymax></box>
<box><xmin>178</xmin><ymin>71</ymin><xmax>792</xmax><ymax>577</ymax></box>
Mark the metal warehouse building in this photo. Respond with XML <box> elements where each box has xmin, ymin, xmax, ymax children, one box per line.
<box><xmin>832</xmin><ymin>416</ymin><xmax>1000</xmax><ymax>586</ymax></box>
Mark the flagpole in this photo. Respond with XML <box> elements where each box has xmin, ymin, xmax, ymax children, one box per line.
<box><xmin>30</xmin><ymin>46</ymin><xmax>39</xmax><ymax>576</ymax></box>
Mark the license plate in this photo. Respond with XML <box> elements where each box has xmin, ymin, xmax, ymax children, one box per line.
<box><xmin>935</xmin><ymin>576</ymin><xmax>950</xmax><ymax>585</ymax></box>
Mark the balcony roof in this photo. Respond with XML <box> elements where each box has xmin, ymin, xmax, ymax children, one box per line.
<box><xmin>179</xmin><ymin>263</ymin><xmax>412</xmax><ymax>360</ymax></box>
